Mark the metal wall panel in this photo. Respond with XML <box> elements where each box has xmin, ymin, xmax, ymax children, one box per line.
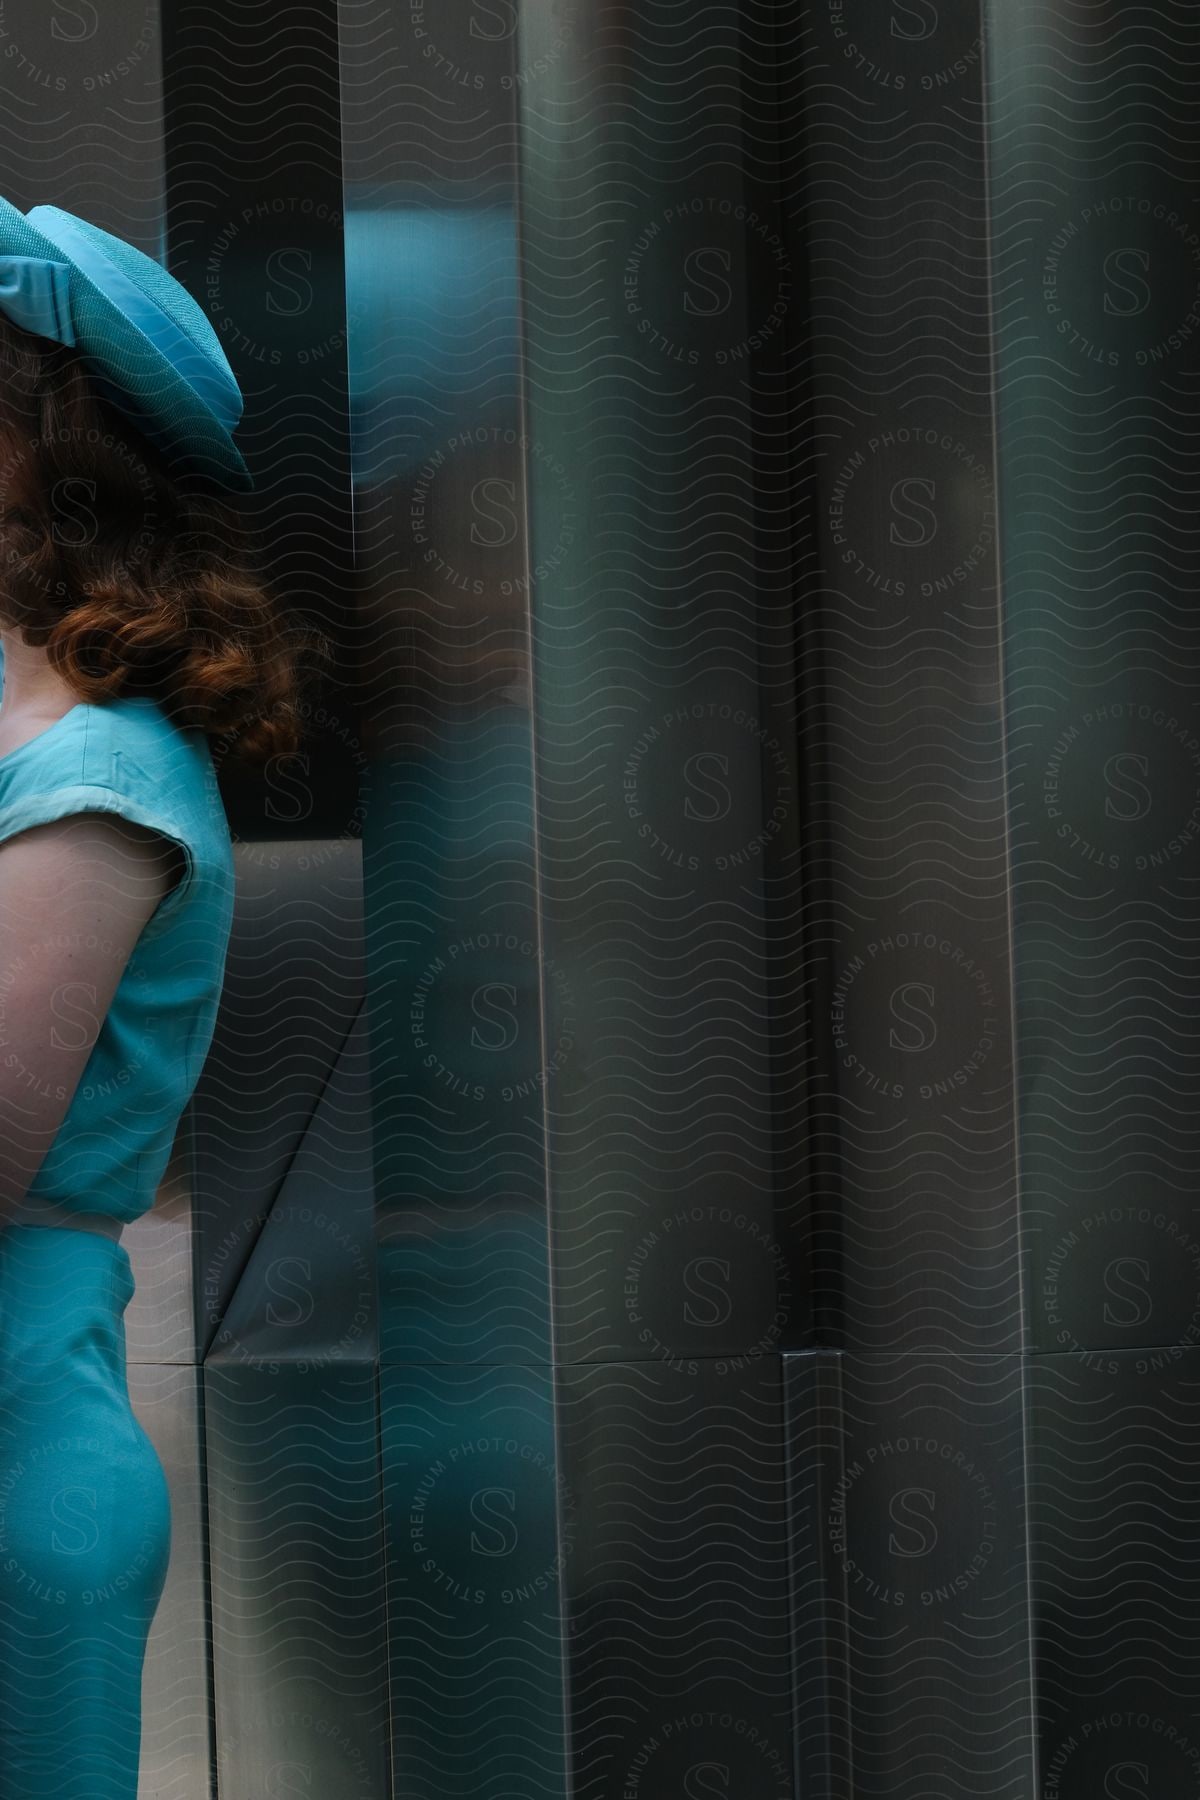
<box><xmin>985</xmin><ymin>4</ymin><xmax>1200</xmax><ymax>1794</ymax></box>
<box><xmin>513</xmin><ymin>0</ymin><xmax>1028</xmax><ymax>1789</ymax></box>
<box><xmin>514</xmin><ymin>1</ymin><xmax>806</xmax><ymax>1787</ymax></box>
<box><xmin>779</xmin><ymin>1</ymin><xmax>1018</xmax><ymax>1358</ymax></box>
<box><xmin>987</xmin><ymin>0</ymin><xmax>1200</xmax><ymax>1362</ymax></box>
<box><xmin>785</xmin><ymin>1350</ymin><xmax>1033</xmax><ymax>1799</ymax></box>
<box><xmin>336</xmin><ymin>4</ymin><xmax>569</xmax><ymax>1795</ymax></box>
<box><xmin>197</xmin><ymin>851</ymin><xmax>387</xmax><ymax>1799</ymax></box>
<box><xmin>763</xmin><ymin>4</ymin><xmax>1039</xmax><ymax>1786</ymax></box>
<box><xmin>1026</xmin><ymin>1353</ymin><xmax>1200</xmax><ymax>1799</ymax></box>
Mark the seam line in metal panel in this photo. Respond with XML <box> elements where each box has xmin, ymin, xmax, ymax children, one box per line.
<box><xmin>979</xmin><ymin>8</ymin><xmax>1041</xmax><ymax>1793</ymax></box>
<box><xmin>511</xmin><ymin>9</ymin><xmax>575</xmax><ymax>1790</ymax></box>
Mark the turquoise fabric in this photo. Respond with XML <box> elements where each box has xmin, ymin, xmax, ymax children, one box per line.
<box><xmin>0</xmin><ymin>253</ymin><xmax>74</xmax><ymax>345</ymax></box>
<box><xmin>0</xmin><ymin>1223</ymin><xmax>171</xmax><ymax>1797</ymax></box>
<box><xmin>25</xmin><ymin>206</ymin><xmax>244</xmax><ymax>433</ymax></box>
<box><xmin>0</xmin><ymin>642</ymin><xmax>235</xmax><ymax>1222</ymax></box>
<box><xmin>0</xmin><ymin>194</ymin><xmax>253</xmax><ymax>491</ymax></box>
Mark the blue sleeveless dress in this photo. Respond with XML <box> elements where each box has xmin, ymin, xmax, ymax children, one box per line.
<box><xmin>0</xmin><ymin>649</ymin><xmax>235</xmax><ymax>1798</ymax></box>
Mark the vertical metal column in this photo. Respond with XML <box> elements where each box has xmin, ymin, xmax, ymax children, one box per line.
<box><xmin>518</xmin><ymin>1</ymin><xmax>803</xmax><ymax>1793</ymax></box>
<box><xmin>770</xmin><ymin>7</ymin><xmax>1033</xmax><ymax>1793</ymax></box>
<box><xmin>338</xmin><ymin>4</ymin><xmax>570</xmax><ymax>1796</ymax></box>
<box><xmin>986</xmin><ymin>4</ymin><xmax>1200</xmax><ymax>1794</ymax></box>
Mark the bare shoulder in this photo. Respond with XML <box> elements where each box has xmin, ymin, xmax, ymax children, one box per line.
<box><xmin>0</xmin><ymin>809</ymin><xmax>185</xmax><ymax>1211</ymax></box>
<box><xmin>0</xmin><ymin>810</ymin><xmax>184</xmax><ymax>915</ymax></box>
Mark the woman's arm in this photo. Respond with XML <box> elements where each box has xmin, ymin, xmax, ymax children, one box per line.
<box><xmin>0</xmin><ymin>813</ymin><xmax>180</xmax><ymax>1217</ymax></box>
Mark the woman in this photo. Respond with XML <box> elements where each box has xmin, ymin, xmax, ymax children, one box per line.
<box><xmin>0</xmin><ymin>197</ymin><xmax>325</xmax><ymax>1797</ymax></box>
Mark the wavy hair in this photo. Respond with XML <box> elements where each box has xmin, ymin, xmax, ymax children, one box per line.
<box><xmin>0</xmin><ymin>309</ymin><xmax>330</xmax><ymax>763</ymax></box>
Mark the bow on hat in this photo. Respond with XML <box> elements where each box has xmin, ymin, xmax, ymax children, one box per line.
<box><xmin>0</xmin><ymin>253</ymin><xmax>75</xmax><ymax>347</ymax></box>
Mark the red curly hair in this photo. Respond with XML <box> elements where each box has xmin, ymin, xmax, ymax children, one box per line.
<box><xmin>0</xmin><ymin>309</ymin><xmax>330</xmax><ymax>763</ymax></box>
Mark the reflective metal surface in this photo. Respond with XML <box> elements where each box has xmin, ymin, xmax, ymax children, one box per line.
<box><xmin>337</xmin><ymin>4</ymin><xmax>569</xmax><ymax>1791</ymax></box>
<box><xmin>512</xmin><ymin>3</ymin><xmax>805</xmax><ymax>1790</ymax></box>
<box><xmin>987</xmin><ymin>3</ymin><xmax>1200</xmax><ymax>1792</ymax></box>
<box><xmin>786</xmin><ymin>1350</ymin><xmax>1033</xmax><ymax>1798</ymax></box>
<box><xmin>197</xmin><ymin>844</ymin><xmax>383</xmax><ymax>1797</ymax></box>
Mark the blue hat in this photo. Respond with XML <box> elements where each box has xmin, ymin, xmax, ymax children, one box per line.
<box><xmin>0</xmin><ymin>196</ymin><xmax>252</xmax><ymax>491</ymax></box>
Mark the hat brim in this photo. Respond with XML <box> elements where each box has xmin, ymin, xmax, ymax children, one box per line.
<box><xmin>0</xmin><ymin>195</ymin><xmax>252</xmax><ymax>492</ymax></box>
